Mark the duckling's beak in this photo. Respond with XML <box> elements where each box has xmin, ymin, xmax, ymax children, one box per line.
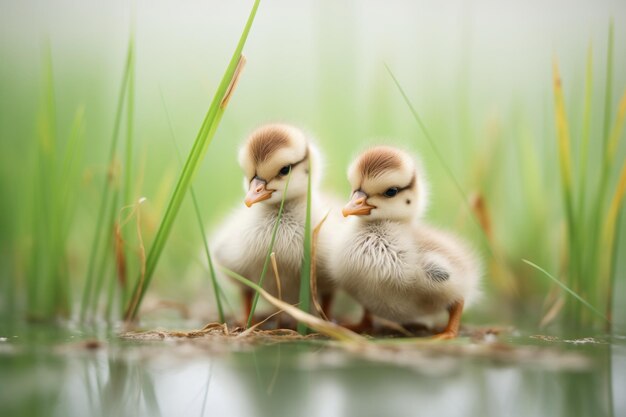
<box><xmin>245</xmin><ymin>177</ymin><xmax>273</xmax><ymax>207</ymax></box>
<box><xmin>342</xmin><ymin>191</ymin><xmax>376</xmax><ymax>217</ymax></box>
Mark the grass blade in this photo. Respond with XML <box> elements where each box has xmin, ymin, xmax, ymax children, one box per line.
<box><xmin>552</xmin><ymin>58</ymin><xmax>582</xmax><ymax>320</ymax></box>
<box><xmin>222</xmin><ymin>267</ymin><xmax>368</xmax><ymax>345</ymax></box>
<box><xmin>90</xmin><ymin>186</ymin><xmax>120</xmax><ymax>316</ymax></box>
<box><xmin>80</xmin><ymin>36</ymin><xmax>134</xmax><ymax>321</ymax></box>
<box><xmin>522</xmin><ymin>259</ymin><xmax>608</xmax><ymax>322</ymax></box>
<box><xmin>246</xmin><ymin>171</ymin><xmax>291</xmax><ymax>328</ymax></box>
<box><xmin>606</xmin><ymin>90</ymin><xmax>626</xmax><ymax>158</ymax></box>
<box><xmin>310</xmin><ymin>212</ymin><xmax>330</xmax><ymax>320</ymax></box>
<box><xmin>552</xmin><ymin>58</ymin><xmax>576</xmax><ymax>236</ymax></box>
<box><xmin>576</xmin><ymin>42</ymin><xmax>593</xmax><ymax>227</ymax></box>
<box><xmin>601</xmin><ymin>156</ymin><xmax>626</xmax><ymax>317</ymax></box>
<box><xmin>586</xmin><ymin>21</ymin><xmax>616</xmax><ymax>307</ymax></box>
<box><xmin>125</xmin><ymin>0</ymin><xmax>260</xmax><ymax>320</ymax></box>
<box><xmin>606</xmin><ymin>211</ymin><xmax>622</xmax><ymax>329</ymax></box>
<box><xmin>385</xmin><ymin>64</ymin><xmax>488</xmax><ymax>238</ymax></box>
<box><xmin>384</xmin><ymin>64</ymin><xmax>473</xmax><ymax>221</ymax></box>
<box><xmin>160</xmin><ymin>90</ymin><xmax>226</xmax><ymax>323</ymax></box>
<box><xmin>601</xmin><ymin>19</ymin><xmax>614</xmax><ymax>151</ymax></box>
<box><xmin>385</xmin><ymin>63</ymin><xmax>518</xmax><ymax>294</ymax></box>
<box><xmin>297</xmin><ymin>159</ymin><xmax>312</xmax><ymax>334</ymax></box>
<box><xmin>121</xmin><ymin>32</ymin><xmax>136</xmax><ymax>309</ymax></box>
<box><xmin>602</xmin><ymin>159</ymin><xmax>626</xmax><ymax>278</ymax></box>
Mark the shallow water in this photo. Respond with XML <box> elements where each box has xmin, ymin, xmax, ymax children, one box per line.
<box><xmin>0</xmin><ymin>322</ymin><xmax>624</xmax><ymax>417</ymax></box>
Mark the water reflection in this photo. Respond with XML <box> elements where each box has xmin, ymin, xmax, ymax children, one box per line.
<box><xmin>0</xmin><ymin>330</ymin><xmax>624</xmax><ymax>417</ymax></box>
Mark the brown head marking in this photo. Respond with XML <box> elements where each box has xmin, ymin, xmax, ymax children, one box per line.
<box><xmin>357</xmin><ymin>147</ymin><xmax>403</xmax><ymax>179</ymax></box>
<box><xmin>248</xmin><ymin>125</ymin><xmax>292</xmax><ymax>164</ymax></box>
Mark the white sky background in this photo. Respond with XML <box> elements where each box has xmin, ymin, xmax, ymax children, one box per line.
<box><xmin>2</xmin><ymin>0</ymin><xmax>624</xmax><ymax>118</ymax></box>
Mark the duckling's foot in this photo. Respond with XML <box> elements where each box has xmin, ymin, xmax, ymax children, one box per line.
<box><xmin>340</xmin><ymin>309</ymin><xmax>373</xmax><ymax>334</ymax></box>
<box><xmin>430</xmin><ymin>300</ymin><xmax>464</xmax><ymax>341</ymax></box>
<box><xmin>431</xmin><ymin>330</ymin><xmax>458</xmax><ymax>340</ymax></box>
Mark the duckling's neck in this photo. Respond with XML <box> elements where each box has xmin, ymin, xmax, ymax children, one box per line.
<box><xmin>356</xmin><ymin>217</ymin><xmax>415</xmax><ymax>228</ymax></box>
<box><xmin>260</xmin><ymin>196</ymin><xmax>308</xmax><ymax>216</ymax></box>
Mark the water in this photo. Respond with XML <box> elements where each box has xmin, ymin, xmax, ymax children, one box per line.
<box><xmin>0</xmin><ymin>322</ymin><xmax>624</xmax><ymax>417</ymax></box>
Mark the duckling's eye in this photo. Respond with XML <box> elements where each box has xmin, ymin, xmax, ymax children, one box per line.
<box><xmin>278</xmin><ymin>165</ymin><xmax>291</xmax><ymax>176</ymax></box>
<box><xmin>384</xmin><ymin>187</ymin><xmax>399</xmax><ymax>198</ymax></box>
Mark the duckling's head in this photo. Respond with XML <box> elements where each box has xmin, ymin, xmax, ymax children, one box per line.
<box><xmin>342</xmin><ymin>146</ymin><xmax>428</xmax><ymax>222</ymax></box>
<box><xmin>238</xmin><ymin>123</ymin><xmax>320</xmax><ymax>207</ymax></box>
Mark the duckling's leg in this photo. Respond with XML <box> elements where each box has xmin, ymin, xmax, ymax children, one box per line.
<box><xmin>243</xmin><ymin>289</ymin><xmax>254</xmax><ymax>325</ymax></box>
<box><xmin>432</xmin><ymin>300</ymin><xmax>464</xmax><ymax>340</ymax></box>
<box><xmin>343</xmin><ymin>309</ymin><xmax>373</xmax><ymax>333</ymax></box>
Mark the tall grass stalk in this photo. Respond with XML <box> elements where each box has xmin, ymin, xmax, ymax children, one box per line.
<box><xmin>80</xmin><ymin>36</ymin><xmax>134</xmax><ymax>321</ymax></box>
<box><xmin>385</xmin><ymin>63</ymin><xmax>517</xmax><ymax>294</ymax></box>
<box><xmin>576</xmin><ymin>43</ymin><xmax>593</xmax><ymax>238</ymax></box>
<box><xmin>602</xmin><ymin>19</ymin><xmax>614</xmax><ymax>151</ymax></box>
<box><xmin>297</xmin><ymin>159</ymin><xmax>312</xmax><ymax>335</ymax></box>
<box><xmin>522</xmin><ymin>260</ymin><xmax>608</xmax><ymax>322</ymax></box>
<box><xmin>28</xmin><ymin>45</ymin><xmax>84</xmax><ymax>319</ymax></box>
<box><xmin>603</xmin><ymin>159</ymin><xmax>626</xmax><ymax>323</ymax></box>
<box><xmin>552</xmin><ymin>59</ymin><xmax>582</xmax><ymax>322</ymax></box>
<box><xmin>30</xmin><ymin>46</ymin><xmax>58</xmax><ymax>318</ymax></box>
<box><xmin>585</xmin><ymin>22</ymin><xmax>615</xmax><ymax>311</ymax></box>
<box><xmin>90</xmin><ymin>186</ymin><xmax>120</xmax><ymax>317</ymax></box>
<box><xmin>246</xmin><ymin>172</ymin><xmax>291</xmax><ymax>328</ymax></box>
<box><xmin>550</xmin><ymin>23</ymin><xmax>625</xmax><ymax>329</ymax></box>
<box><xmin>125</xmin><ymin>0</ymin><xmax>260</xmax><ymax>321</ymax></box>
<box><xmin>160</xmin><ymin>91</ymin><xmax>225</xmax><ymax>323</ymax></box>
<box><xmin>121</xmin><ymin>32</ymin><xmax>136</xmax><ymax>309</ymax></box>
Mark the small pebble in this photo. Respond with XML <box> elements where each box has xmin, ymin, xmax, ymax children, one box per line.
<box><xmin>83</xmin><ymin>339</ymin><xmax>103</xmax><ymax>350</ymax></box>
<box><xmin>0</xmin><ymin>337</ymin><xmax>7</xmax><ymax>342</ymax></box>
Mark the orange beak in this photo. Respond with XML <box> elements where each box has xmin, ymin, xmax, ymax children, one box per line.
<box><xmin>342</xmin><ymin>190</ymin><xmax>376</xmax><ymax>217</ymax></box>
<box><xmin>245</xmin><ymin>177</ymin><xmax>273</xmax><ymax>207</ymax></box>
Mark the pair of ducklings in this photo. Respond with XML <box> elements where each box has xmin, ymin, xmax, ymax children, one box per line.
<box><xmin>212</xmin><ymin>124</ymin><xmax>481</xmax><ymax>339</ymax></box>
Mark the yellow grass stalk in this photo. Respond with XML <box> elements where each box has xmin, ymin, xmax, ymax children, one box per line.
<box><xmin>552</xmin><ymin>59</ymin><xmax>574</xmax><ymax>200</ymax></box>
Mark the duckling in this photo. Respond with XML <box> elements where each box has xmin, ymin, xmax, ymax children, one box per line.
<box><xmin>328</xmin><ymin>146</ymin><xmax>481</xmax><ymax>339</ymax></box>
<box><xmin>212</xmin><ymin>123</ymin><xmax>336</xmax><ymax>324</ymax></box>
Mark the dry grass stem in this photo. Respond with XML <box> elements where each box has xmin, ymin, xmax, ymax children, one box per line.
<box><xmin>220</xmin><ymin>54</ymin><xmax>246</xmax><ymax>109</ymax></box>
<box><xmin>310</xmin><ymin>211</ymin><xmax>330</xmax><ymax>320</ymax></box>
<box><xmin>270</xmin><ymin>252</ymin><xmax>282</xmax><ymax>302</ymax></box>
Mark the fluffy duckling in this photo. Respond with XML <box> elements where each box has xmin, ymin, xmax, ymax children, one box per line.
<box><xmin>328</xmin><ymin>146</ymin><xmax>481</xmax><ymax>339</ymax></box>
<box><xmin>212</xmin><ymin>123</ymin><xmax>336</xmax><ymax>323</ymax></box>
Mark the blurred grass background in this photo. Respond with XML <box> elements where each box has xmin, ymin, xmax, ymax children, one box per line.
<box><xmin>1</xmin><ymin>0</ymin><xmax>625</xmax><ymax>331</ymax></box>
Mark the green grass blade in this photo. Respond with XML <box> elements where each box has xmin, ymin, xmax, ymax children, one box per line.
<box><xmin>53</xmin><ymin>106</ymin><xmax>86</xmax><ymax>316</ymax></box>
<box><xmin>123</xmin><ymin>33</ymin><xmax>136</xmax><ymax>210</ymax></box>
<box><xmin>602</xmin><ymin>159</ymin><xmax>626</xmax><ymax>327</ymax></box>
<box><xmin>297</xmin><ymin>159</ymin><xmax>312</xmax><ymax>335</ymax></box>
<box><xmin>121</xmin><ymin>33</ymin><xmax>136</xmax><ymax>309</ymax></box>
<box><xmin>246</xmin><ymin>171</ymin><xmax>291</xmax><ymax>328</ymax></box>
<box><xmin>385</xmin><ymin>64</ymin><xmax>470</xmax><ymax>210</ymax></box>
<box><xmin>90</xmin><ymin>187</ymin><xmax>120</xmax><ymax>317</ymax></box>
<box><xmin>58</xmin><ymin>107</ymin><xmax>85</xmax><ymax>235</ymax></box>
<box><xmin>605</xmin><ymin>209</ymin><xmax>621</xmax><ymax>331</ymax></box>
<box><xmin>80</xmin><ymin>38</ymin><xmax>134</xmax><ymax>321</ymax></box>
<box><xmin>552</xmin><ymin>58</ymin><xmax>581</xmax><ymax>312</ymax></box>
<box><xmin>586</xmin><ymin>22</ymin><xmax>618</xmax><ymax>307</ymax></box>
<box><xmin>601</xmin><ymin>19</ymin><xmax>614</xmax><ymax>150</ymax></box>
<box><xmin>38</xmin><ymin>45</ymin><xmax>58</xmax><ymax>317</ymax></box>
<box><xmin>576</xmin><ymin>42</ymin><xmax>593</xmax><ymax>227</ymax></box>
<box><xmin>125</xmin><ymin>0</ymin><xmax>260</xmax><ymax>320</ymax></box>
<box><xmin>587</xmin><ymin>21</ymin><xmax>614</xmax><ymax>257</ymax></box>
<box><xmin>160</xmin><ymin>90</ymin><xmax>226</xmax><ymax>323</ymax></box>
<box><xmin>385</xmin><ymin>63</ymin><xmax>515</xmax><ymax>293</ymax></box>
<box><xmin>522</xmin><ymin>259</ymin><xmax>609</xmax><ymax>322</ymax></box>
